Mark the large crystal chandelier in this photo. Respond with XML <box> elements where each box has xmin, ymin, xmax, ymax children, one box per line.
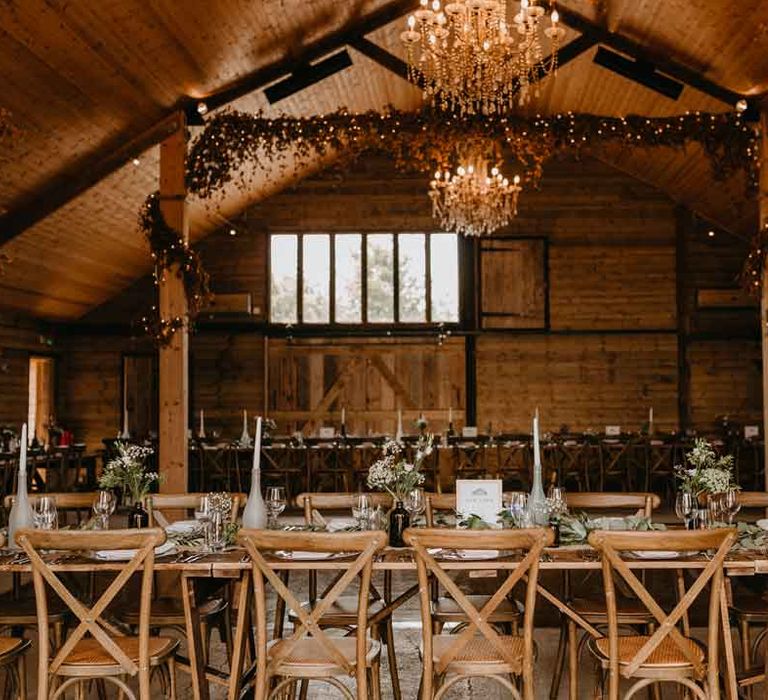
<box><xmin>401</xmin><ymin>0</ymin><xmax>566</xmax><ymax>114</ymax></box>
<box><xmin>429</xmin><ymin>150</ymin><xmax>522</xmax><ymax>236</ymax></box>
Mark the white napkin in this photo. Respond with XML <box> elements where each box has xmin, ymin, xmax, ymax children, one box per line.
<box><xmin>276</xmin><ymin>551</ymin><xmax>333</xmax><ymax>560</ymax></box>
<box><xmin>166</xmin><ymin>520</ymin><xmax>201</xmax><ymax>535</ymax></box>
<box><xmin>327</xmin><ymin>518</ymin><xmax>357</xmax><ymax>532</ymax></box>
<box><xmin>456</xmin><ymin>549</ymin><xmax>500</xmax><ymax>560</ymax></box>
<box><xmin>95</xmin><ymin>541</ymin><xmax>175</xmax><ymax>561</ymax></box>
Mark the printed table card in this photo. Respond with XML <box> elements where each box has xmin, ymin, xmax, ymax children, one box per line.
<box><xmin>461</xmin><ymin>426</ymin><xmax>478</xmax><ymax>438</ymax></box>
<box><xmin>605</xmin><ymin>425</ymin><xmax>621</xmax><ymax>436</ymax></box>
<box><xmin>456</xmin><ymin>479</ymin><xmax>503</xmax><ymax>527</ymax></box>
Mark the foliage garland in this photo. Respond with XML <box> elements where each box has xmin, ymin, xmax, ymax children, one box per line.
<box><xmin>741</xmin><ymin>222</ymin><xmax>768</xmax><ymax>298</ymax></box>
<box><xmin>140</xmin><ymin>107</ymin><xmax>761</xmax><ymax>341</ymax></box>
<box><xmin>138</xmin><ymin>193</ymin><xmax>211</xmax><ymax>346</ymax></box>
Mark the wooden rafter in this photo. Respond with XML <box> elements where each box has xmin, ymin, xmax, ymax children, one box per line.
<box><xmin>0</xmin><ymin>0</ymin><xmax>421</xmax><ymax>248</ymax></box>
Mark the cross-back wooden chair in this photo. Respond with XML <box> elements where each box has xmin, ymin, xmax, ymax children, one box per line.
<box><xmin>724</xmin><ymin>491</ymin><xmax>768</xmax><ymax>673</ymax></box>
<box><xmin>0</xmin><ymin>533</ymin><xmax>31</xmax><ymax>700</ymax></box>
<box><xmin>549</xmin><ymin>492</ymin><xmax>661</xmax><ymax>700</ymax></box>
<box><xmin>236</xmin><ymin>528</ymin><xmax>387</xmax><ymax>700</ymax></box>
<box><xmin>118</xmin><ymin>493</ymin><xmax>243</xmax><ymax>663</ymax></box>
<box><xmin>587</xmin><ymin>527</ymin><xmax>737</xmax><ymax>700</ymax></box>
<box><xmin>15</xmin><ymin>527</ymin><xmax>179</xmax><ymax>700</ymax></box>
<box><xmin>1</xmin><ymin>492</ymin><xmax>100</xmax><ymax>649</ymax></box>
<box><xmin>405</xmin><ymin>527</ymin><xmax>554</xmax><ymax>700</ymax></box>
<box><xmin>293</xmin><ymin>492</ymin><xmax>400</xmax><ymax>700</ymax></box>
<box><xmin>424</xmin><ymin>492</ymin><xmax>523</xmax><ymax>636</ymax></box>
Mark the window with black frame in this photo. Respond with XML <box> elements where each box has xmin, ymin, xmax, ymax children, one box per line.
<box><xmin>269</xmin><ymin>232</ymin><xmax>460</xmax><ymax>325</ymax></box>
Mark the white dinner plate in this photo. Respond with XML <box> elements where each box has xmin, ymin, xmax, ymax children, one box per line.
<box><xmin>166</xmin><ymin>520</ymin><xmax>201</xmax><ymax>535</ymax></box>
<box><xmin>94</xmin><ymin>541</ymin><xmax>176</xmax><ymax>561</ymax></box>
<box><xmin>756</xmin><ymin>519</ymin><xmax>768</xmax><ymax>531</ymax></box>
<box><xmin>630</xmin><ymin>550</ymin><xmax>680</xmax><ymax>560</ymax></box>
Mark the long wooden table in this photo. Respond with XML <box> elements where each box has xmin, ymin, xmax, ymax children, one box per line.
<box><xmin>1</xmin><ymin>545</ymin><xmax>764</xmax><ymax>700</ymax></box>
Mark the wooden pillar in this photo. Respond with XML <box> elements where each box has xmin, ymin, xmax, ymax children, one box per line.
<box><xmin>158</xmin><ymin>113</ymin><xmax>189</xmax><ymax>492</ymax></box>
<box><xmin>760</xmin><ymin>108</ymin><xmax>768</xmax><ymax>492</ymax></box>
<box><xmin>675</xmin><ymin>206</ymin><xmax>691</xmax><ymax>433</ymax></box>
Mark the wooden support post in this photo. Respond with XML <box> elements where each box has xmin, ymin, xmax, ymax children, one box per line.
<box><xmin>675</xmin><ymin>206</ymin><xmax>691</xmax><ymax>433</ymax></box>
<box><xmin>761</xmin><ymin>108</ymin><xmax>768</xmax><ymax>492</ymax></box>
<box><xmin>158</xmin><ymin>113</ymin><xmax>189</xmax><ymax>492</ymax></box>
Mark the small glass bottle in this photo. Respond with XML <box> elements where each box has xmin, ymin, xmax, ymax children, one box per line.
<box><xmin>389</xmin><ymin>501</ymin><xmax>410</xmax><ymax>547</ymax></box>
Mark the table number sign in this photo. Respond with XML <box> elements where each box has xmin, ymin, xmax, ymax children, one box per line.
<box><xmin>605</xmin><ymin>425</ymin><xmax>621</xmax><ymax>436</ymax></box>
<box><xmin>745</xmin><ymin>425</ymin><xmax>760</xmax><ymax>439</ymax></box>
<box><xmin>318</xmin><ymin>427</ymin><xmax>335</xmax><ymax>439</ymax></box>
<box><xmin>456</xmin><ymin>479</ymin><xmax>502</xmax><ymax>527</ymax></box>
<box><xmin>462</xmin><ymin>426</ymin><xmax>478</xmax><ymax>438</ymax></box>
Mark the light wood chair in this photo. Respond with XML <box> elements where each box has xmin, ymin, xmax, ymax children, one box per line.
<box><xmin>117</xmin><ymin>493</ymin><xmax>242</xmax><ymax>663</ymax></box>
<box><xmin>15</xmin><ymin>527</ymin><xmax>179</xmax><ymax>700</ymax></box>
<box><xmin>586</xmin><ymin>527</ymin><xmax>737</xmax><ymax>700</ymax></box>
<box><xmin>236</xmin><ymin>528</ymin><xmax>387</xmax><ymax>700</ymax></box>
<box><xmin>0</xmin><ymin>533</ymin><xmax>31</xmax><ymax>700</ymax></box>
<box><xmin>294</xmin><ymin>492</ymin><xmax>400</xmax><ymax>699</ymax></box>
<box><xmin>549</xmin><ymin>492</ymin><xmax>661</xmax><ymax>700</ymax></box>
<box><xmin>405</xmin><ymin>526</ymin><xmax>554</xmax><ymax>700</ymax></box>
<box><xmin>1</xmin><ymin>492</ymin><xmax>100</xmax><ymax>650</ymax></box>
<box><xmin>425</xmin><ymin>492</ymin><xmax>522</xmax><ymax>637</ymax></box>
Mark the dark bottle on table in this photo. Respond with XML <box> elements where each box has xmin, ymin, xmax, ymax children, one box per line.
<box><xmin>389</xmin><ymin>501</ymin><xmax>410</xmax><ymax>547</ymax></box>
<box><xmin>129</xmin><ymin>501</ymin><xmax>149</xmax><ymax>528</ymax></box>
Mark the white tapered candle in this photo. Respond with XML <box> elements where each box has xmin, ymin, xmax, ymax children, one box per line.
<box><xmin>253</xmin><ymin>416</ymin><xmax>262</xmax><ymax>471</ymax></box>
<box><xmin>533</xmin><ymin>408</ymin><xmax>541</xmax><ymax>468</ymax></box>
<box><xmin>243</xmin><ymin>409</ymin><xmax>248</xmax><ymax>433</ymax></box>
<box><xmin>19</xmin><ymin>423</ymin><xmax>27</xmax><ymax>474</ymax></box>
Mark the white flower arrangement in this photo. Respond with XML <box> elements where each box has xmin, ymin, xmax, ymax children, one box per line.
<box><xmin>675</xmin><ymin>438</ymin><xmax>736</xmax><ymax>496</ymax></box>
<box><xmin>99</xmin><ymin>441</ymin><xmax>161</xmax><ymax>503</ymax></box>
<box><xmin>367</xmin><ymin>435</ymin><xmax>432</xmax><ymax>502</ymax></box>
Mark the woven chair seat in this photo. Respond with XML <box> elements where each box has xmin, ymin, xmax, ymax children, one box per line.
<box><xmin>432</xmin><ymin>595</ymin><xmax>520</xmax><ymax>621</ymax></box>
<box><xmin>0</xmin><ymin>637</ymin><xmax>30</xmax><ymax>659</ymax></box>
<box><xmin>591</xmin><ymin>635</ymin><xmax>704</xmax><ymax>668</ymax></box>
<box><xmin>570</xmin><ymin>596</ymin><xmax>655</xmax><ymax>624</ymax></box>
<box><xmin>431</xmin><ymin>634</ymin><xmax>524</xmax><ymax>673</ymax></box>
<box><xmin>288</xmin><ymin>596</ymin><xmax>386</xmax><ymax>625</ymax></box>
<box><xmin>57</xmin><ymin>637</ymin><xmax>179</xmax><ymax>677</ymax></box>
<box><xmin>119</xmin><ymin>595</ymin><xmax>227</xmax><ymax>627</ymax></box>
<box><xmin>267</xmin><ymin>638</ymin><xmax>380</xmax><ymax>676</ymax></box>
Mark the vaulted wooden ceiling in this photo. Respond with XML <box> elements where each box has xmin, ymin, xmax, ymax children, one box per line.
<box><xmin>0</xmin><ymin>0</ymin><xmax>765</xmax><ymax>321</ymax></box>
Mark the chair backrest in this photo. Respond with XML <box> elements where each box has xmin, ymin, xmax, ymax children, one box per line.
<box><xmin>736</xmin><ymin>491</ymin><xmax>768</xmax><ymax>518</ymax></box>
<box><xmin>424</xmin><ymin>492</ymin><xmax>455</xmax><ymax>526</ymax></box>
<box><xmin>404</xmin><ymin>527</ymin><xmax>553</xmax><ymax>696</ymax></box>
<box><xmin>5</xmin><ymin>492</ymin><xmax>99</xmax><ymax>527</ymax></box>
<box><xmin>294</xmin><ymin>492</ymin><xmax>393</xmax><ymax>525</ymax></box>
<box><xmin>145</xmin><ymin>492</ymin><xmax>245</xmax><ymax>527</ymax></box>
<box><xmin>237</xmin><ymin>529</ymin><xmax>386</xmax><ymax>696</ymax></box>
<box><xmin>587</xmin><ymin>528</ymin><xmax>736</xmax><ymax>687</ymax></box>
<box><xmin>16</xmin><ymin>527</ymin><xmax>166</xmax><ymax>699</ymax></box>
<box><xmin>566</xmin><ymin>492</ymin><xmax>659</xmax><ymax>518</ymax></box>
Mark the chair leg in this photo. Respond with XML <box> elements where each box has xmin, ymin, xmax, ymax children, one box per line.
<box><xmin>16</xmin><ymin>655</ymin><xmax>26</xmax><ymax>700</ymax></box>
<box><xmin>384</xmin><ymin>618</ymin><xmax>401</xmax><ymax>700</ymax></box>
<box><xmin>549</xmin><ymin>619</ymin><xmax>567</xmax><ymax>700</ymax></box>
<box><xmin>738</xmin><ymin>618</ymin><xmax>751</xmax><ymax>670</ymax></box>
<box><xmin>567</xmin><ymin>620</ymin><xmax>579</xmax><ymax>700</ymax></box>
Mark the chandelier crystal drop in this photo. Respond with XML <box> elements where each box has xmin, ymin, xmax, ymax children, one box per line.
<box><xmin>401</xmin><ymin>0</ymin><xmax>566</xmax><ymax>114</ymax></box>
<box><xmin>429</xmin><ymin>153</ymin><xmax>522</xmax><ymax>237</ymax></box>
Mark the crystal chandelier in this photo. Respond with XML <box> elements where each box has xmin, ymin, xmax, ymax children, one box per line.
<box><xmin>429</xmin><ymin>151</ymin><xmax>522</xmax><ymax>236</ymax></box>
<box><xmin>401</xmin><ymin>0</ymin><xmax>566</xmax><ymax>114</ymax></box>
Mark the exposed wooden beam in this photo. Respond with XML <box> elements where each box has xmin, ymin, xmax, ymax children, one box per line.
<box><xmin>349</xmin><ymin>36</ymin><xmax>409</xmax><ymax>82</ymax></box>
<box><xmin>515</xmin><ymin>33</ymin><xmax>598</xmax><ymax>90</ymax></box>
<box><xmin>0</xmin><ymin>0</ymin><xmax>420</xmax><ymax>248</ymax></box>
<box><xmin>555</xmin><ymin>5</ymin><xmax>746</xmax><ymax>106</ymax></box>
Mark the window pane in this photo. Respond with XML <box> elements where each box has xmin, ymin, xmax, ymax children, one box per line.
<box><xmin>302</xmin><ymin>235</ymin><xmax>330</xmax><ymax>323</ymax></box>
<box><xmin>270</xmin><ymin>235</ymin><xmax>297</xmax><ymax>323</ymax></box>
<box><xmin>335</xmin><ymin>235</ymin><xmax>362</xmax><ymax>323</ymax></box>
<box><xmin>367</xmin><ymin>234</ymin><xmax>394</xmax><ymax>322</ymax></box>
<box><xmin>430</xmin><ymin>233</ymin><xmax>459</xmax><ymax>322</ymax></box>
<box><xmin>398</xmin><ymin>233</ymin><xmax>426</xmax><ymax>322</ymax></box>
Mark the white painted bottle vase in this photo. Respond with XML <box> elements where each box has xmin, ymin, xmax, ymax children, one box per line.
<box><xmin>8</xmin><ymin>424</ymin><xmax>34</xmax><ymax>548</ymax></box>
<box><xmin>242</xmin><ymin>416</ymin><xmax>267</xmax><ymax>528</ymax></box>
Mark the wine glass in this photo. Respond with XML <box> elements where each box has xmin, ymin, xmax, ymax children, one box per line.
<box><xmin>721</xmin><ymin>488</ymin><xmax>741</xmax><ymax>525</ymax></box>
<box><xmin>194</xmin><ymin>495</ymin><xmax>214</xmax><ymax>551</ymax></box>
<box><xmin>92</xmin><ymin>491</ymin><xmax>115</xmax><ymax>530</ymax></box>
<box><xmin>405</xmin><ymin>488</ymin><xmax>426</xmax><ymax>523</ymax></box>
<box><xmin>707</xmin><ymin>493</ymin><xmax>724</xmax><ymax>525</ymax></box>
<box><xmin>266</xmin><ymin>486</ymin><xmax>287</xmax><ymax>529</ymax></box>
<box><xmin>352</xmin><ymin>493</ymin><xmax>372</xmax><ymax>530</ymax></box>
<box><xmin>33</xmin><ymin>496</ymin><xmax>57</xmax><ymax>530</ymax></box>
<box><xmin>506</xmin><ymin>492</ymin><xmax>529</xmax><ymax>528</ymax></box>
<box><xmin>675</xmin><ymin>491</ymin><xmax>696</xmax><ymax>530</ymax></box>
<box><xmin>547</xmin><ymin>486</ymin><xmax>568</xmax><ymax>519</ymax></box>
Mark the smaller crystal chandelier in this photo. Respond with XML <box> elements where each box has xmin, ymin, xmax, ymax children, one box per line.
<box><xmin>429</xmin><ymin>151</ymin><xmax>522</xmax><ymax>237</ymax></box>
<box><xmin>401</xmin><ymin>0</ymin><xmax>566</xmax><ymax>114</ymax></box>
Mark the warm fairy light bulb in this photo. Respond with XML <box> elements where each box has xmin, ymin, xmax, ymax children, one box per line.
<box><xmin>432</xmin><ymin>0</ymin><xmax>440</xmax><ymax>10</ymax></box>
<box><xmin>491</xmin><ymin>166</ymin><xmax>499</xmax><ymax>176</ymax></box>
<box><xmin>132</xmin><ymin>158</ymin><xmax>140</xmax><ymax>166</ymax></box>
<box><xmin>408</xmin><ymin>15</ymin><xmax>416</xmax><ymax>28</ymax></box>
<box><xmin>551</xmin><ymin>9</ymin><xmax>559</xmax><ymax>23</ymax></box>
<box><xmin>457</xmin><ymin>166</ymin><xmax>466</xmax><ymax>176</ymax></box>
<box><xmin>467</xmin><ymin>164</ymin><xmax>474</xmax><ymax>174</ymax></box>
<box><xmin>514</xmin><ymin>175</ymin><xmax>521</xmax><ymax>185</ymax></box>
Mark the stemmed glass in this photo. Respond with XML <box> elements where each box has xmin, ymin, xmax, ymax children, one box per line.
<box><xmin>506</xmin><ymin>492</ymin><xmax>529</xmax><ymax>528</ymax></box>
<box><xmin>405</xmin><ymin>488</ymin><xmax>426</xmax><ymax>524</ymax></box>
<box><xmin>266</xmin><ymin>486</ymin><xmax>287</xmax><ymax>530</ymax></box>
<box><xmin>194</xmin><ymin>495</ymin><xmax>214</xmax><ymax>551</ymax></box>
<box><xmin>352</xmin><ymin>493</ymin><xmax>372</xmax><ymax>530</ymax></box>
<box><xmin>707</xmin><ymin>493</ymin><xmax>724</xmax><ymax>525</ymax></box>
<box><xmin>721</xmin><ymin>488</ymin><xmax>741</xmax><ymax>525</ymax></box>
<box><xmin>547</xmin><ymin>486</ymin><xmax>568</xmax><ymax>519</ymax></box>
<box><xmin>92</xmin><ymin>491</ymin><xmax>116</xmax><ymax>530</ymax></box>
<box><xmin>33</xmin><ymin>496</ymin><xmax>57</xmax><ymax>530</ymax></box>
<box><xmin>675</xmin><ymin>491</ymin><xmax>696</xmax><ymax>530</ymax></box>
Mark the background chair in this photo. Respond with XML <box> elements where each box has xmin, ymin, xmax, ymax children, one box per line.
<box><xmin>236</xmin><ymin>528</ymin><xmax>386</xmax><ymax>700</ymax></box>
<box><xmin>16</xmin><ymin>527</ymin><xmax>178</xmax><ymax>700</ymax></box>
<box><xmin>404</xmin><ymin>526</ymin><xmax>553</xmax><ymax>700</ymax></box>
<box><xmin>587</xmin><ymin>527</ymin><xmax>736</xmax><ymax>700</ymax></box>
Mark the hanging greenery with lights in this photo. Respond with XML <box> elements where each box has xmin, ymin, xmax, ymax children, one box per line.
<box><xmin>140</xmin><ymin>106</ymin><xmax>760</xmax><ymax>342</ymax></box>
<box><xmin>138</xmin><ymin>192</ymin><xmax>211</xmax><ymax>346</ymax></box>
<box><xmin>741</xmin><ymin>222</ymin><xmax>768</xmax><ymax>298</ymax></box>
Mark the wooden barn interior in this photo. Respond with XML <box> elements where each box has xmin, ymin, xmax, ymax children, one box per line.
<box><xmin>1</xmin><ymin>1</ymin><xmax>768</xmax><ymax>698</ymax></box>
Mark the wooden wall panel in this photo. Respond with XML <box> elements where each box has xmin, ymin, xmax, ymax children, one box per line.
<box><xmin>0</xmin><ymin>316</ymin><xmax>48</xmax><ymax>429</ymax></box>
<box><xmin>267</xmin><ymin>337</ymin><xmax>465</xmax><ymax>436</ymax></box>
<box><xmin>476</xmin><ymin>334</ymin><xmax>679</xmax><ymax>433</ymax></box>
<box><xmin>688</xmin><ymin>340</ymin><xmax>762</xmax><ymax>432</ymax></box>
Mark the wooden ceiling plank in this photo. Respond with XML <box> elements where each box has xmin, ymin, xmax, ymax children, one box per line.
<box><xmin>555</xmin><ymin>5</ymin><xmax>748</xmax><ymax>107</ymax></box>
